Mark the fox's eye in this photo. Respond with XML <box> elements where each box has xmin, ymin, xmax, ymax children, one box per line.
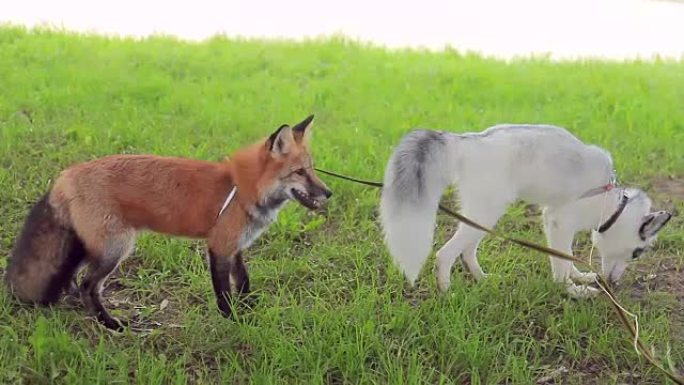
<box><xmin>295</xmin><ymin>168</ymin><xmax>307</xmax><ymax>176</ymax></box>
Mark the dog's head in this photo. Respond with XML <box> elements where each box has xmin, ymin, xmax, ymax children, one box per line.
<box><xmin>259</xmin><ymin>114</ymin><xmax>332</xmax><ymax>210</ymax></box>
<box><xmin>592</xmin><ymin>189</ymin><xmax>671</xmax><ymax>283</ymax></box>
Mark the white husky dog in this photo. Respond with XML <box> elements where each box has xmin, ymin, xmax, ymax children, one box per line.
<box><xmin>380</xmin><ymin>125</ymin><xmax>672</xmax><ymax>297</ymax></box>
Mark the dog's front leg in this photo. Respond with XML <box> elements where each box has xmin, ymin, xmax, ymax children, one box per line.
<box><xmin>543</xmin><ymin>212</ymin><xmax>600</xmax><ymax>298</ymax></box>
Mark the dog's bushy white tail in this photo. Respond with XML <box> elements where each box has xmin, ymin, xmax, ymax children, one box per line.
<box><xmin>380</xmin><ymin>130</ymin><xmax>455</xmax><ymax>284</ymax></box>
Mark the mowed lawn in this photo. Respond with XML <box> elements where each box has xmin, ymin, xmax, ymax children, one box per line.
<box><xmin>0</xmin><ymin>26</ymin><xmax>682</xmax><ymax>384</ymax></box>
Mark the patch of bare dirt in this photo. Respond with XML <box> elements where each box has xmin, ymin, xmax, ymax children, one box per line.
<box><xmin>401</xmin><ymin>283</ymin><xmax>433</xmax><ymax>307</ymax></box>
<box><xmin>535</xmin><ymin>360</ymin><xmax>645</xmax><ymax>385</ymax></box>
<box><xmin>625</xmin><ymin>256</ymin><xmax>684</xmax><ymax>344</ymax></box>
<box><xmin>650</xmin><ymin>176</ymin><xmax>684</xmax><ymax>207</ymax></box>
<box><xmin>532</xmin><ymin>254</ymin><xmax>683</xmax><ymax>384</ymax></box>
<box><xmin>628</xmin><ymin>257</ymin><xmax>684</xmax><ymax>300</ymax></box>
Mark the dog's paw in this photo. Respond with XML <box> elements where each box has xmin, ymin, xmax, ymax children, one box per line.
<box><xmin>437</xmin><ymin>276</ymin><xmax>451</xmax><ymax>293</ymax></box>
<box><xmin>570</xmin><ymin>271</ymin><xmax>598</xmax><ymax>284</ymax></box>
<box><xmin>566</xmin><ymin>284</ymin><xmax>600</xmax><ymax>299</ymax></box>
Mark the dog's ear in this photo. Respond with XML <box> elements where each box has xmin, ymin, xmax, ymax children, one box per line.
<box><xmin>267</xmin><ymin>124</ymin><xmax>295</xmax><ymax>156</ymax></box>
<box><xmin>292</xmin><ymin>114</ymin><xmax>314</xmax><ymax>144</ymax></box>
<box><xmin>639</xmin><ymin>211</ymin><xmax>672</xmax><ymax>239</ymax></box>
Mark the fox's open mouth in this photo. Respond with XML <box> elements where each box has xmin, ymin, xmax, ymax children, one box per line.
<box><xmin>291</xmin><ymin>188</ymin><xmax>321</xmax><ymax>210</ymax></box>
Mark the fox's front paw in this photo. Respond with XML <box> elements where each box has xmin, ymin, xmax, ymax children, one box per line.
<box><xmin>239</xmin><ymin>293</ymin><xmax>259</xmax><ymax>311</ymax></box>
<box><xmin>216</xmin><ymin>297</ymin><xmax>234</xmax><ymax>319</ymax></box>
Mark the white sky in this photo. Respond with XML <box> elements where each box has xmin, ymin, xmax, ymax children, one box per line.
<box><xmin>2</xmin><ymin>0</ymin><xmax>684</xmax><ymax>60</ymax></box>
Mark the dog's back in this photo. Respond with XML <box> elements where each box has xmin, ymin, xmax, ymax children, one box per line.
<box><xmin>452</xmin><ymin>124</ymin><xmax>614</xmax><ymax>205</ymax></box>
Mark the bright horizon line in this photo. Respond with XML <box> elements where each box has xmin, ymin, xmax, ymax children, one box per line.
<box><xmin>2</xmin><ymin>0</ymin><xmax>684</xmax><ymax>61</ymax></box>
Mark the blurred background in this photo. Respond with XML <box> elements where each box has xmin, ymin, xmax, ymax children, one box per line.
<box><xmin>3</xmin><ymin>0</ymin><xmax>684</xmax><ymax>60</ymax></box>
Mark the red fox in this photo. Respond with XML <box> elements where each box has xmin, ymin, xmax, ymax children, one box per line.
<box><xmin>5</xmin><ymin>115</ymin><xmax>332</xmax><ymax>330</ymax></box>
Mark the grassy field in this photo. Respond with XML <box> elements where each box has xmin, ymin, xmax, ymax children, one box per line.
<box><xmin>0</xmin><ymin>26</ymin><xmax>682</xmax><ymax>384</ymax></box>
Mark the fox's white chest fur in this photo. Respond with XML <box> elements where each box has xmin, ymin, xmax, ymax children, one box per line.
<box><xmin>238</xmin><ymin>200</ymin><xmax>286</xmax><ymax>250</ymax></box>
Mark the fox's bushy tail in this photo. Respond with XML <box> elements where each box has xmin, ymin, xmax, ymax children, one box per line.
<box><xmin>5</xmin><ymin>192</ymin><xmax>85</xmax><ymax>305</ymax></box>
<box><xmin>380</xmin><ymin>130</ymin><xmax>456</xmax><ymax>284</ymax></box>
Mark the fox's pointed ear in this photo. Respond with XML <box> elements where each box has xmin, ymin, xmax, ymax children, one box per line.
<box><xmin>292</xmin><ymin>114</ymin><xmax>314</xmax><ymax>143</ymax></box>
<box><xmin>267</xmin><ymin>124</ymin><xmax>295</xmax><ymax>156</ymax></box>
<box><xmin>639</xmin><ymin>211</ymin><xmax>672</xmax><ymax>240</ymax></box>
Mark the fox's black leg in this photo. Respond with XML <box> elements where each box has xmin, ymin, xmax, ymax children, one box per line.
<box><xmin>81</xmin><ymin>257</ymin><xmax>126</xmax><ymax>331</ymax></box>
<box><xmin>67</xmin><ymin>278</ymin><xmax>80</xmax><ymax>297</ymax></box>
<box><xmin>232</xmin><ymin>251</ymin><xmax>250</xmax><ymax>295</ymax></box>
<box><xmin>81</xmin><ymin>239</ymin><xmax>133</xmax><ymax>331</ymax></box>
<box><xmin>231</xmin><ymin>251</ymin><xmax>257</xmax><ymax>310</ymax></box>
<box><xmin>208</xmin><ymin>248</ymin><xmax>233</xmax><ymax>318</ymax></box>
<box><xmin>43</xmin><ymin>231</ymin><xmax>86</xmax><ymax>303</ymax></box>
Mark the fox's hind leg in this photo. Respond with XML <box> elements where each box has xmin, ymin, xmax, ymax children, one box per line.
<box><xmin>80</xmin><ymin>233</ymin><xmax>136</xmax><ymax>331</ymax></box>
<box><xmin>66</xmin><ymin>260</ymin><xmax>87</xmax><ymax>297</ymax></box>
<box><xmin>67</xmin><ymin>197</ymin><xmax>137</xmax><ymax>330</ymax></box>
<box><xmin>436</xmin><ymin>192</ymin><xmax>510</xmax><ymax>292</ymax></box>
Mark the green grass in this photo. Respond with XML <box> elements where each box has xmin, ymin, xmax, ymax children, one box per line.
<box><xmin>0</xmin><ymin>26</ymin><xmax>683</xmax><ymax>384</ymax></box>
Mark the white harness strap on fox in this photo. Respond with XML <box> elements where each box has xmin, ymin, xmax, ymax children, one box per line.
<box><xmin>217</xmin><ymin>186</ymin><xmax>237</xmax><ymax>218</ymax></box>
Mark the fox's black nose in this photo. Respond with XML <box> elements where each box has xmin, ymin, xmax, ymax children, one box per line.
<box><xmin>324</xmin><ymin>189</ymin><xmax>333</xmax><ymax>199</ymax></box>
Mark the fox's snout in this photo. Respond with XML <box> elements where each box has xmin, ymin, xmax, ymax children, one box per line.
<box><xmin>310</xmin><ymin>181</ymin><xmax>332</xmax><ymax>200</ymax></box>
<box><xmin>310</xmin><ymin>176</ymin><xmax>332</xmax><ymax>201</ymax></box>
<box><xmin>289</xmin><ymin>173</ymin><xmax>332</xmax><ymax>210</ymax></box>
